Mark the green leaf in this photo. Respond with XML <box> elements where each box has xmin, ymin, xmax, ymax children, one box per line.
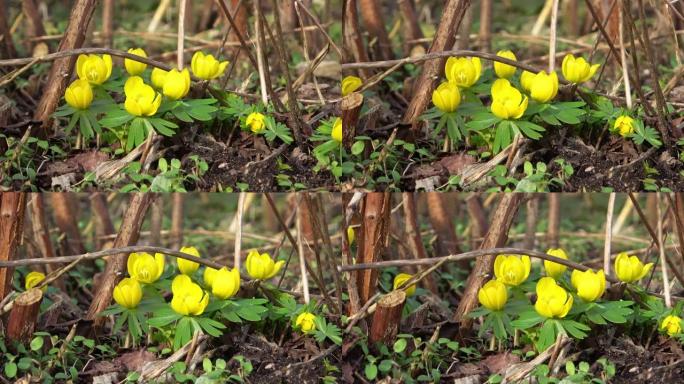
<box><xmin>313</xmin><ymin>140</ymin><xmax>341</xmax><ymax>157</ymax></box>
<box><xmin>4</xmin><ymin>362</ymin><xmax>17</xmax><ymax>378</ymax></box>
<box><xmin>351</xmin><ymin>140</ymin><xmax>365</xmax><ymax>155</ymax></box>
<box><xmin>148</xmin><ymin>117</ymin><xmax>178</xmax><ymax>137</ymax></box>
<box><xmin>365</xmin><ymin>363</ymin><xmax>378</xmax><ymax>380</ymax></box>
<box><xmin>466</xmin><ymin>112</ymin><xmax>500</xmax><ymax>131</ymax></box>
<box><xmin>537</xmin><ymin>320</ymin><xmax>557</xmax><ymax>351</ymax></box>
<box><xmin>539</xmin><ymin>111</ymin><xmax>561</xmax><ymax>126</ymax></box>
<box><xmin>555</xmin><ymin>107</ymin><xmax>585</xmax><ymax>125</ymax></box>
<box><xmin>101</xmin><ymin>108</ymin><xmax>134</xmax><ymax>128</ymax></box>
<box><xmin>566</xmin><ymin>361</ymin><xmax>576</xmax><ymax>375</ymax></box>
<box><xmin>515</xmin><ymin>121</ymin><xmax>545</xmax><ymax>140</ymax></box>
<box><xmin>263</xmin><ymin>116</ymin><xmax>294</xmax><ymax>144</ymax></box>
<box><xmin>65</xmin><ymin>112</ymin><xmax>80</xmax><ymax>135</ymax></box>
<box><xmin>559</xmin><ymin>319</ymin><xmax>590</xmax><ymax>339</ymax></box>
<box><xmin>52</xmin><ymin>104</ymin><xmax>76</xmax><ymax>117</ymax></box>
<box><xmin>79</xmin><ymin>112</ymin><xmax>94</xmax><ymax>139</ymax></box>
<box><xmin>148</xmin><ymin>310</ymin><xmax>182</xmax><ymax>328</ymax></box>
<box><xmin>491</xmin><ymin>312</ymin><xmax>508</xmax><ymax>340</ymax></box>
<box><xmin>393</xmin><ymin>338</ymin><xmax>407</xmax><ymax>353</ymax></box>
<box><xmin>30</xmin><ymin>336</ymin><xmax>43</xmax><ymax>351</ymax></box>
<box><xmin>467</xmin><ymin>306</ymin><xmax>491</xmax><ymax>318</ymax></box>
<box><xmin>446</xmin><ymin>114</ymin><xmax>462</xmax><ymax>142</ymax></box>
<box><xmin>196</xmin><ymin>317</ymin><xmax>226</xmax><ymax>337</ymax></box>
<box><xmin>126</xmin><ymin>118</ymin><xmax>145</xmax><ymax>151</ymax></box>
<box><xmin>493</xmin><ymin>120</ymin><xmax>512</xmax><ymax>153</ymax></box>
<box><xmin>378</xmin><ymin>359</ymin><xmax>393</xmax><ymax>373</ymax></box>
<box><xmin>174</xmin><ymin>317</ymin><xmax>193</xmax><ymax>351</ymax></box>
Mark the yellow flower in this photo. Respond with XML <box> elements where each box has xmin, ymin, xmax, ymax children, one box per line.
<box><xmin>204</xmin><ymin>267</ymin><xmax>240</xmax><ymax>300</ymax></box>
<box><xmin>177</xmin><ymin>246</ymin><xmax>201</xmax><ymax>275</ymax></box>
<box><xmin>191</xmin><ymin>51</ymin><xmax>229</xmax><ymax>80</ymax></box>
<box><xmin>561</xmin><ymin>54</ymin><xmax>600</xmax><ymax>84</ymax></box>
<box><xmin>493</xmin><ymin>50</ymin><xmax>517</xmax><ymax>79</ymax></box>
<box><xmin>76</xmin><ymin>54</ymin><xmax>112</xmax><ymax>85</ymax></box>
<box><xmin>393</xmin><ymin>273</ymin><xmax>416</xmax><ymax>296</ymax></box>
<box><xmin>528</xmin><ymin>71</ymin><xmax>559</xmax><ymax>103</ymax></box>
<box><xmin>341</xmin><ymin>75</ymin><xmax>362</xmax><ymax>96</ymax></box>
<box><xmin>490</xmin><ymin>79</ymin><xmax>528</xmax><ymax>120</ymax></box>
<box><xmin>127</xmin><ymin>252</ymin><xmax>165</xmax><ymax>284</ymax></box>
<box><xmin>331</xmin><ymin>117</ymin><xmax>343</xmax><ymax>143</ymax></box>
<box><xmin>613</xmin><ymin>115</ymin><xmax>635</xmax><ymax>137</ymax></box>
<box><xmin>64</xmin><ymin>79</ymin><xmax>93</xmax><ymax>110</ymax></box>
<box><xmin>347</xmin><ymin>226</ymin><xmax>355</xmax><ymax>245</ymax></box>
<box><xmin>534</xmin><ymin>277</ymin><xmax>573</xmax><ymax>319</ymax></box>
<box><xmin>170</xmin><ymin>275</ymin><xmax>209</xmax><ymax>316</ymax></box>
<box><xmin>25</xmin><ymin>271</ymin><xmax>47</xmax><ymax>292</ymax></box>
<box><xmin>125</xmin><ymin>48</ymin><xmax>147</xmax><ymax>76</ymax></box>
<box><xmin>295</xmin><ymin>312</ymin><xmax>317</xmax><ymax>333</ymax></box>
<box><xmin>124</xmin><ymin>76</ymin><xmax>161</xmax><ymax>116</ymax></box>
<box><xmin>246</xmin><ymin>112</ymin><xmax>266</xmax><ymax>134</ymax></box>
<box><xmin>571</xmin><ymin>269</ymin><xmax>606</xmax><ymax>302</ymax></box>
<box><xmin>151</xmin><ymin>67</ymin><xmax>168</xmax><ymax>89</ymax></box>
<box><xmin>478</xmin><ymin>279</ymin><xmax>508</xmax><ymax>311</ymax></box>
<box><xmin>544</xmin><ymin>248</ymin><xmax>568</xmax><ymax>279</ymax></box>
<box><xmin>245</xmin><ymin>249</ymin><xmax>284</xmax><ymax>280</ymax></box>
<box><xmin>614</xmin><ymin>252</ymin><xmax>653</xmax><ymax>283</ymax></box>
<box><xmin>445</xmin><ymin>56</ymin><xmax>481</xmax><ymax>88</ymax></box>
<box><xmin>113</xmin><ymin>278</ymin><xmax>143</xmax><ymax>309</ymax></box>
<box><xmin>163</xmin><ymin>68</ymin><xmax>191</xmax><ymax>100</ymax></box>
<box><xmin>520</xmin><ymin>70</ymin><xmax>535</xmax><ymax>92</ymax></box>
<box><xmin>661</xmin><ymin>315</ymin><xmax>682</xmax><ymax>337</ymax></box>
<box><xmin>494</xmin><ymin>254</ymin><xmax>531</xmax><ymax>286</ymax></box>
<box><xmin>432</xmin><ymin>82</ymin><xmax>461</xmax><ymax>113</ymax></box>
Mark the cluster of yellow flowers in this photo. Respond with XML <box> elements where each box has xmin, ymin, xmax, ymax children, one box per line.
<box><xmin>477</xmin><ymin>250</ymin><xmax>657</xmax><ymax>321</ymax></box>
<box><xmin>112</xmin><ymin>247</ymin><xmax>282</xmax><ymax>317</ymax></box>
<box><xmin>64</xmin><ymin>50</ymin><xmax>228</xmax><ymax>117</ymax></box>
<box><xmin>430</xmin><ymin>52</ymin><xmax>600</xmax><ymax>119</ymax></box>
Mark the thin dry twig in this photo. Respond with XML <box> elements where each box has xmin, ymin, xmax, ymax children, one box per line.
<box><xmin>656</xmin><ymin>193</ymin><xmax>672</xmax><ymax>308</ymax></box>
<box><xmin>604</xmin><ymin>193</ymin><xmax>616</xmax><ymax>276</ymax></box>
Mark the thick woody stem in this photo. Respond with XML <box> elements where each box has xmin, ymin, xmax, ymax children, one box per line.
<box><xmin>0</xmin><ymin>0</ymin><xmax>17</xmax><ymax>59</ymax></box>
<box><xmin>178</xmin><ymin>0</ymin><xmax>186</xmax><ymax>69</ymax></box>
<box><xmin>51</xmin><ymin>194</ymin><xmax>86</xmax><ymax>254</ymax></box>
<box><xmin>399</xmin><ymin>0</ymin><xmax>425</xmax><ymax>54</ymax></box>
<box><xmin>341</xmin><ymin>92</ymin><xmax>363</xmax><ymax>150</ymax></box>
<box><xmin>102</xmin><ymin>0</ymin><xmax>114</xmax><ymax>48</ymax></box>
<box><xmin>547</xmin><ymin>194</ymin><xmax>560</xmax><ymax>248</ymax></box>
<box><xmin>402</xmin><ymin>0</ymin><xmax>472</xmax><ymax>128</ymax></box>
<box><xmin>479</xmin><ymin>0</ymin><xmax>492</xmax><ymax>52</ymax></box>
<box><xmin>86</xmin><ymin>193</ymin><xmax>153</xmax><ymax>329</ymax></box>
<box><xmin>342</xmin><ymin>0</ymin><xmax>372</xmax><ymax>79</ymax></box>
<box><xmin>30</xmin><ymin>194</ymin><xmax>65</xmax><ymax>291</ymax></box>
<box><xmin>0</xmin><ymin>192</ymin><xmax>26</xmax><ymax>301</ymax></box>
<box><xmin>402</xmin><ymin>193</ymin><xmax>438</xmax><ymax>293</ymax></box>
<box><xmin>427</xmin><ymin>193</ymin><xmax>462</xmax><ymax>256</ymax></box>
<box><xmin>453</xmin><ymin>194</ymin><xmax>522</xmax><ymax>329</ymax></box>
<box><xmin>33</xmin><ymin>0</ymin><xmax>97</xmax><ymax>133</ymax></box>
<box><xmin>357</xmin><ymin>193</ymin><xmax>391</xmax><ymax>305</ymax></box>
<box><xmin>7</xmin><ymin>288</ymin><xmax>43</xmax><ymax>343</ymax></box>
<box><xmin>22</xmin><ymin>0</ymin><xmax>47</xmax><ymax>51</ymax></box>
<box><xmin>90</xmin><ymin>193</ymin><xmax>116</xmax><ymax>250</ymax></box>
<box><xmin>369</xmin><ymin>290</ymin><xmax>406</xmax><ymax>344</ymax></box>
<box><xmin>358</xmin><ymin>0</ymin><xmax>392</xmax><ymax>60</ymax></box>
<box><xmin>466</xmin><ymin>195</ymin><xmax>488</xmax><ymax>249</ymax></box>
<box><xmin>171</xmin><ymin>193</ymin><xmax>184</xmax><ymax>249</ymax></box>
